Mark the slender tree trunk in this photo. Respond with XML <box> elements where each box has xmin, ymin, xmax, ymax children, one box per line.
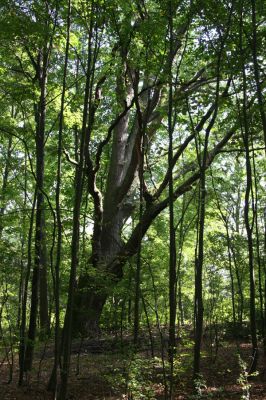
<box><xmin>17</xmin><ymin>152</ymin><xmax>27</xmax><ymax>330</ymax></box>
<box><xmin>39</xmin><ymin>211</ymin><xmax>50</xmax><ymax>339</ymax></box>
<box><xmin>251</xmin><ymin>0</ymin><xmax>266</xmax><ymax>355</ymax></box>
<box><xmin>176</xmin><ymin>196</ymin><xmax>188</xmax><ymax>327</ymax></box>
<box><xmin>193</xmin><ymin>71</ymin><xmax>221</xmax><ymax>381</ymax></box>
<box><xmin>240</xmin><ymin>7</ymin><xmax>258</xmax><ymax>372</ymax></box>
<box><xmin>24</xmin><ymin>53</ymin><xmax>48</xmax><ymax>372</ymax></box>
<box><xmin>18</xmin><ymin>190</ymin><xmax>37</xmax><ymax>385</ymax></box>
<box><xmin>231</xmin><ymin>241</ymin><xmax>244</xmax><ymax>327</ymax></box>
<box><xmin>243</xmin><ymin>118</ymin><xmax>258</xmax><ymax>373</ymax></box>
<box><xmin>59</xmin><ymin>13</ymin><xmax>94</xmax><ymax>398</ymax></box>
<box><xmin>168</xmin><ymin>4</ymin><xmax>177</xmax><ymax>398</ymax></box>
<box><xmin>133</xmin><ymin>73</ymin><xmax>145</xmax><ymax>347</ymax></box>
<box><xmin>48</xmin><ymin>1</ymin><xmax>71</xmax><ymax>395</ymax></box>
<box><xmin>148</xmin><ymin>261</ymin><xmax>168</xmax><ymax>399</ymax></box>
<box><xmin>193</xmin><ymin>194</ymin><xmax>205</xmax><ymax>378</ymax></box>
<box><xmin>225</xmin><ymin>223</ymin><xmax>236</xmax><ymax>331</ymax></box>
<box><xmin>133</xmin><ymin>244</ymin><xmax>142</xmax><ymax>346</ymax></box>
<box><xmin>128</xmin><ymin>272</ymin><xmax>132</xmax><ymax>326</ymax></box>
<box><xmin>251</xmin><ymin>143</ymin><xmax>264</xmax><ymax>337</ymax></box>
<box><xmin>141</xmin><ymin>293</ymin><xmax>154</xmax><ymax>358</ymax></box>
<box><xmin>59</xmin><ymin>161</ymin><xmax>83</xmax><ymax>400</ymax></box>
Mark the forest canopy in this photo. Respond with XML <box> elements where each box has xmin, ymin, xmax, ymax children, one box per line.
<box><xmin>0</xmin><ymin>0</ymin><xmax>265</xmax><ymax>399</ymax></box>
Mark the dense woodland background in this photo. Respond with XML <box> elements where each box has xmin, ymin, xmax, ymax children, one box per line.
<box><xmin>0</xmin><ymin>0</ymin><xmax>265</xmax><ymax>399</ymax></box>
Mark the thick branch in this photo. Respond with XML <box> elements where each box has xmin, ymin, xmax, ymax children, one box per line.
<box><xmin>107</xmin><ymin>123</ymin><xmax>237</xmax><ymax>277</ymax></box>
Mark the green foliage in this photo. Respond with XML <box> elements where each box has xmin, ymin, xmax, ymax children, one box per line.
<box><xmin>125</xmin><ymin>355</ymin><xmax>157</xmax><ymax>399</ymax></box>
<box><xmin>0</xmin><ymin>0</ymin><xmax>265</xmax><ymax>396</ymax></box>
<box><xmin>237</xmin><ymin>354</ymin><xmax>251</xmax><ymax>400</ymax></box>
<box><xmin>193</xmin><ymin>374</ymin><xmax>207</xmax><ymax>399</ymax></box>
<box><xmin>104</xmin><ymin>352</ymin><xmax>159</xmax><ymax>399</ymax></box>
<box><xmin>236</xmin><ymin>353</ymin><xmax>259</xmax><ymax>400</ymax></box>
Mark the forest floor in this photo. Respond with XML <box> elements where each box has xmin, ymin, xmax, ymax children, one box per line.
<box><xmin>0</xmin><ymin>331</ymin><xmax>266</xmax><ymax>399</ymax></box>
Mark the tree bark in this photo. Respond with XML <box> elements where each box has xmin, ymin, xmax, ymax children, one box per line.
<box><xmin>24</xmin><ymin>50</ymin><xmax>48</xmax><ymax>371</ymax></box>
<box><xmin>39</xmin><ymin>211</ymin><xmax>50</xmax><ymax>339</ymax></box>
<box><xmin>168</xmin><ymin>4</ymin><xmax>177</xmax><ymax>398</ymax></box>
<box><xmin>240</xmin><ymin>6</ymin><xmax>258</xmax><ymax>372</ymax></box>
<box><xmin>59</xmin><ymin>11</ymin><xmax>95</xmax><ymax>398</ymax></box>
<box><xmin>48</xmin><ymin>1</ymin><xmax>71</xmax><ymax>395</ymax></box>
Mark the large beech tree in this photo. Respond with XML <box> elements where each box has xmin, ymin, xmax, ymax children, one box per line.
<box><xmin>68</xmin><ymin>0</ymin><xmax>237</xmax><ymax>335</ymax></box>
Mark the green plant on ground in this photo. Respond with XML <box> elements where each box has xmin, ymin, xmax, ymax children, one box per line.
<box><xmin>236</xmin><ymin>353</ymin><xmax>258</xmax><ymax>400</ymax></box>
<box><xmin>191</xmin><ymin>374</ymin><xmax>207</xmax><ymax>399</ymax></box>
<box><xmin>125</xmin><ymin>355</ymin><xmax>156</xmax><ymax>400</ymax></box>
<box><xmin>104</xmin><ymin>352</ymin><xmax>157</xmax><ymax>399</ymax></box>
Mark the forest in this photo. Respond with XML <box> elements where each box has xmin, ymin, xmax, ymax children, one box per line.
<box><xmin>0</xmin><ymin>0</ymin><xmax>265</xmax><ymax>399</ymax></box>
